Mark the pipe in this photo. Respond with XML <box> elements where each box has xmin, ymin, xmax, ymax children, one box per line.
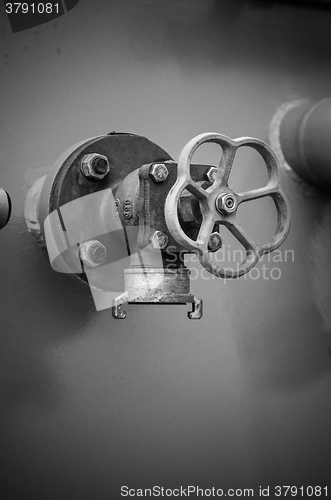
<box><xmin>279</xmin><ymin>98</ymin><xmax>331</xmax><ymax>190</ymax></box>
<box><xmin>0</xmin><ymin>188</ymin><xmax>11</xmax><ymax>230</ymax></box>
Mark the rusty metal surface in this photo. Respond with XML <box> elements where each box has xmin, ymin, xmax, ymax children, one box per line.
<box><xmin>44</xmin><ymin>133</ymin><xmax>171</xmax><ymax>218</ymax></box>
<box><xmin>125</xmin><ymin>267</ymin><xmax>191</xmax><ymax>299</ymax></box>
<box><xmin>30</xmin><ymin>133</ymin><xmax>172</xmax><ymax>283</ymax></box>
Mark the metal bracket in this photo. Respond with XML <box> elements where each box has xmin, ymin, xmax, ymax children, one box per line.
<box><xmin>112</xmin><ymin>292</ymin><xmax>202</xmax><ymax>320</ymax></box>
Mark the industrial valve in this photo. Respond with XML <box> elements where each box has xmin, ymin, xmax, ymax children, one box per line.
<box><xmin>24</xmin><ymin>132</ymin><xmax>291</xmax><ymax>319</ymax></box>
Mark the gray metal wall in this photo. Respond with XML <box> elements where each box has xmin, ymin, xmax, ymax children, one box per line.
<box><xmin>1</xmin><ymin>1</ymin><xmax>331</xmax><ymax>498</ymax></box>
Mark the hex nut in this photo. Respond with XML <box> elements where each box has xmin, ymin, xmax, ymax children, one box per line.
<box><xmin>216</xmin><ymin>193</ymin><xmax>238</xmax><ymax>215</ymax></box>
<box><xmin>79</xmin><ymin>240</ymin><xmax>107</xmax><ymax>267</ymax></box>
<box><xmin>205</xmin><ymin>167</ymin><xmax>217</xmax><ymax>184</ymax></box>
<box><xmin>80</xmin><ymin>153</ymin><xmax>110</xmax><ymax>180</ymax></box>
<box><xmin>208</xmin><ymin>232</ymin><xmax>222</xmax><ymax>252</ymax></box>
<box><xmin>149</xmin><ymin>230</ymin><xmax>169</xmax><ymax>250</ymax></box>
<box><xmin>149</xmin><ymin>163</ymin><xmax>169</xmax><ymax>183</ymax></box>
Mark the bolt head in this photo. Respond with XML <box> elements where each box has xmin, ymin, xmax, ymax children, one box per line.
<box><xmin>208</xmin><ymin>232</ymin><xmax>222</xmax><ymax>252</ymax></box>
<box><xmin>80</xmin><ymin>153</ymin><xmax>110</xmax><ymax>180</ymax></box>
<box><xmin>149</xmin><ymin>230</ymin><xmax>169</xmax><ymax>250</ymax></box>
<box><xmin>79</xmin><ymin>240</ymin><xmax>107</xmax><ymax>267</ymax></box>
<box><xmin>216</xmin><ymin>193</ymin><xmax>237</xmax><ymax>215</ymax></box>
<box><xmin>149</xmin><ymin>163</ymin><xmax>169</xmax><ymax>183</ymax></box>
<box><xmin>205</xmin><ymin>167</ymin><xmax>217</xmax><ymax>184</ymax></box>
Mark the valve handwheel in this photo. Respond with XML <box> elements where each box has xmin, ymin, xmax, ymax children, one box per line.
<box><xmin>165</xmin><ymin>133</ymin><xmax>291</xmax><ymax>278</ymax></box>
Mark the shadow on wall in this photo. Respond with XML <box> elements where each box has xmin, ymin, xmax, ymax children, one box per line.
<box><xmin>231</xmin><ymin>171</ymin><xmax>331</xmax><ymax>392</ymax></box>
<box><xmin>0</xmin><ymin>215</ymin><xmax>95</xmax><ymax>418</ymax></box>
